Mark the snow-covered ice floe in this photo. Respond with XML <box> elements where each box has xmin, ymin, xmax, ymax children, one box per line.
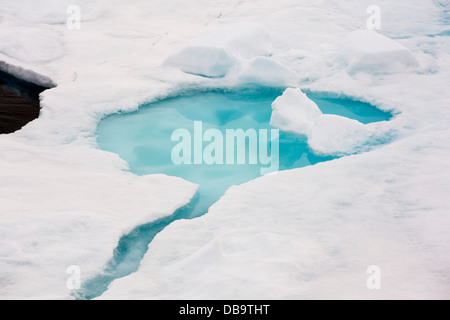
<box><xmin>269</xmin><ymin>87</ymin><xmax>394</xmax><ymax>156</ymax></box>
<box><xmin>0</xmin><ymin>0</ymin><xmax>449</xmax><ymax>299</ymax></box>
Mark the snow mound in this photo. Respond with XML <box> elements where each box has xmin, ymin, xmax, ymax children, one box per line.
<box><xmin>237</xmin><ymin>57</ymin><xmax>298</xmax><ymax>87</ymax></box>
<box><xmin>269</xmin><ymin>89</ymin><xmax>392</xmax><ymax>156</ymax></box>
<box><xmin>308</xmin><ymin>114</ymin><xmax>382</xmax><ymax>156</ymax></box>
<box><xmin>270</xmin><ymin>88</ymin><xmax>322</xmax><ymax>136</ymax></box>
<box><xmin>164</xmin><ymin>22</ymin><xmax>276</xmax><ymax>79</ymax></box>
<box><xmin>191</xmin><ymin>22</ymin><xmax>272</xmax><ymax>59</ymax></box>
<box><xmin>163</xmin><ymin>46</ymin><xmax>239</xmax><ymax>78</ymax></box>
<box><xmin>335</xmin><ymin>30</ymin><xmax>419</xmax><ymax>74</ymax></box>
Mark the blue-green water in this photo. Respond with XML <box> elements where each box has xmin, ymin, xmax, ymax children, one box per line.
<box><xmin>78</xmin><ymin>88</ymin><xmax>391</xmax><ymax>299</ymax></box>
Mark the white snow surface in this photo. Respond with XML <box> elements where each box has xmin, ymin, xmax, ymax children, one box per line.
<box><xmin>163</xmin><ymin>21</ymin><xmax>297</xmax><ymax>85</ymax></box>
<box><xmin>269</xmin><ymin>89</ymin><xmax>393</xmax><ymax>156</ymax></box>
<box><xmin>307</xmin><ymin>114</ymin><xmax>392</xmax><ymax>156</ymax></box>
<box><xmin>189</xmin><ymin>22</ymin><xmax>273</xmax><ymax>60</ymax></box>
<box><xmin>334</xmin><ymin>30</ymin><xmax>420</xmax><ymax>74</ymax></box>
<box><xmin>270</xmin><ymin>87</ymin><xmax>322</xmax><ymax>136</ymax></box>
<box><xmin>164</xmin><ymin>46</ymin><xmax>239</xmax><ymax>78</ymax></box>
<box><xmin>0</xmin><ymin>0</ymin><xmax>449</xmax><ymax>299</ymax></box>
<box><xmin>237</xmin><ymin>57</ymin><xmax>298</xmax><ymax>87</ymax></box>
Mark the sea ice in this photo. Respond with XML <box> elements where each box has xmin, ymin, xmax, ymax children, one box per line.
<box><xmin>0</xmin><ymin>0</ymin><xmax>448</xmax><ymax>300</ymax></box>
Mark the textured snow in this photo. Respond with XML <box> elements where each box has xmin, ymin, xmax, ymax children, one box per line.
<box><xmin>0</xmin><ymin>0</ymin><xmax>449</xmax><ymax>300</ymax></box>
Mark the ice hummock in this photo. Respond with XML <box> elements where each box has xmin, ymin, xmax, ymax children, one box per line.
<box><xmin>308</xmin><ymin>114</ymin><xmax>376</xmax><ymax>156</ymax></box>
<box><xmin>270</xmin><ymin>87</ymin><xmax>322</xmax><ymax>136</ymax></box>
<box><xmin>163</xmin><ymin>46</ymin><xmax>239</xmax><ymax>78</ymax></box>
<box><xmin>163</xmin><ymin>22</ymin><xmax>297</xmax><ymax>85</ymax></box>
<box><xmin>334</xmin><ymin>30</ymin><xmax>419</xmax><ymax>74</ymax></box>
<box><xmin>269</xmin><ymin>88</ymin><xmax>392</xmax><ymax>156</ymax></box>
<box><xmin>237</xmin><ymin>57</ymin><xmax>298</xmax><ymax>87</ymax></box>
